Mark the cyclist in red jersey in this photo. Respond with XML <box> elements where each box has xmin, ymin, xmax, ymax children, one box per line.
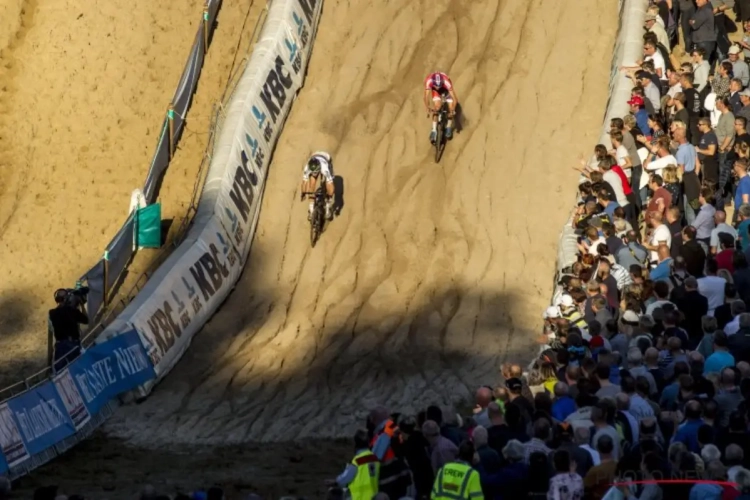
<box><xmin>423</xmin><ymin>71</ymin><xmax>459</xmax><ymax>143</ymax></box>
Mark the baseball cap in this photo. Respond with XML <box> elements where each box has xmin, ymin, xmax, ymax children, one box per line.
<box><xmin>729</xmin><ymin>45</ymin><xmax>741</xmax><ymax>55</ymax></box>
<box><xmin>543</xmin><ymin>306</ymin><xmax>561</xmax><ymax>319</ymax></box>
<box><xmin>505</xmin><ymin>377</ymin><xmax>523</xmax><ymax>392</ymax></box>
<box><xmin>740</xmin><ymin>89</ymin><xmax>750</xmax><ymax>97</ymax></box>
<box><xmin>627</xmin><ymin>95</ymin><xmax>645</xmax><ymax>107</ymax></box>
<box><xmin>622</xmin><ymin>310</ymin><xmax>640</xmax><ymax>325</ymax></box>
<box><xmin>635</xmin><ymin>70</ymin><xmax>650</xmax><ymax>80</ymax></box>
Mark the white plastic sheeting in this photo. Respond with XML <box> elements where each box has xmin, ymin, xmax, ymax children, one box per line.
<box><xmin>95</xmin><ymin>0</ymin><xmax>324</xmax><ymax>396</ymax></box>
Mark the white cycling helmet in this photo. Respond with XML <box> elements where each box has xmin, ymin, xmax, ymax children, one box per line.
<box><xmin>434</xmin><ymin>73</ymin><xmax>442</xmax><ymax>88</ymax></box>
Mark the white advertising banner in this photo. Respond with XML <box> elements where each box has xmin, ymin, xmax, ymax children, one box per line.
<box><xmin>209</xmin><ymin>0</ymin><xmax>319</xmax><ymax>259</ymax></box>
<box><xmin>100</xmin><ymin>216</ymin><xmax>242</xmax><ymax>392</ymax></box>
<box><xmin>0</xmin><ymin>403</ymin><xmax>29</xmax><ymax>468</ymax></box>
<box><xmin>96</xmin><ymin>0</ymin><xmax>323</xmax><ymax>397</ymax></box>
<box><xmin>53</xmin><ymin>371</ymin><xmax>91</xmax><ymax>431</ymax></box>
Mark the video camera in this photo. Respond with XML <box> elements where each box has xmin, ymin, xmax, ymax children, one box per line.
<box><xmin>56</xmin><ymin>284</ymin><xmax>89</xmax><ymax>308</ymax></box>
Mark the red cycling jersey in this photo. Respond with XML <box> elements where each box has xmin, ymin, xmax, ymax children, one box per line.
<box><xmin>424</xmin><ymin>72</ymin><xmax>454</xmax><ymax>92</ymax></box>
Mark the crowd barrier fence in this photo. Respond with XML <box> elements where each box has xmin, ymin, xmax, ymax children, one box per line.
<box><xmin>0</xmin><ymin>0</ymin><xmax>323</xmax><ymax>479</ymax></box>
<box><xmin>549</xmin><ymin>0</ymin><xmax>648</xmax><ymax>308</ymax></box>
<box><xmin>0</xmin><ymin>331</ymin><xmax>156</xmax><ymax>479</ymax></box>
<box><xmin>81</xmin><ymin>0</ymin><xmax>223</xmax><ymax>329</ymax></box>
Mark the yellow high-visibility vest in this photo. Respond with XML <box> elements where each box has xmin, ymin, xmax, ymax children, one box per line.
<box><xmin>431</xmin><ymin>461</ymin><xmax>483</xmax><ymax>499</ymax></box>
<box><xmin>348</xmin><ymin>450</ymin><xmax>380</xmax><ymax>500</ymax></box>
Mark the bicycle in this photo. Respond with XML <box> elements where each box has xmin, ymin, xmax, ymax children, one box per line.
<box><xmin>310</xmin><ymin>183</ymin><xmax>327</xmax><ymax>247</ymax></box>
<box><xmin>432</xmin><ymin>96</ymin><xmax>450</xmax><ymax>163</ymax></box>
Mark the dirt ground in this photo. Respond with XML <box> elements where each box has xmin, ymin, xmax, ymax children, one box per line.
<box><xmin>2</xmin><ymin>0</ymin><xmax>617</xmax><ymax>497</ymax></box>
<box><xmin>14</xmin><ymin>432</ymin><xmax>352</xmax><ymax>499</ymax></box>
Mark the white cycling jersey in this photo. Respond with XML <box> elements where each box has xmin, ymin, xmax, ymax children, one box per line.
<box><xmin>302</xmin><ymin>151</ymin><xmax>334</xmax><ymax>183</ymax></box>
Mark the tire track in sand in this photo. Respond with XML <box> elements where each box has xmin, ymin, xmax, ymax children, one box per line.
<box><xmin>106</xmin><ymin>0</ymin><xmax>617</xmax><ymax>445</ymax></box>
<box><xmin>0</xmin><ymin>0</ymin><xmax>38</xmax><ymax>237</ymax></box>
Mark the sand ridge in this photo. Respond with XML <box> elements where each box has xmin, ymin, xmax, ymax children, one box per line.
<box><xmin>104</xmin><ymin>0</ymin><xmax>618</xmax><ymax>446</ymax></box>
<box><xmin>0</xmin><ymin>0</ymin><xmax>265</xmax><ymax>387</ymax></box>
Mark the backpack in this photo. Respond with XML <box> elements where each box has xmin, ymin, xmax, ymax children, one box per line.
<box><xmin>625</xmin><ymin>243</ymin><xmax>649</xmax><ymax>268</ymax></box>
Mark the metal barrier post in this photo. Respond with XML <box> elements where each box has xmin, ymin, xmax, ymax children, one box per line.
<box><xmin>102</xmin><ymin>251</ymin><xmax>110</xmax><ymax>308</ymax></box>
<box><xmin>47</xmin><ymin>326</ymin><xmax>54</xmax><ymax>370</ymax></box>
<box><xmin>203</xmin><ymin>1</ymin><xmax>210</xmax><ymax>54</ymax></box>
<box><xmin>167</xmin><ymin>105</ymin><xmax>175</xmax><ymax>159</ymax></box>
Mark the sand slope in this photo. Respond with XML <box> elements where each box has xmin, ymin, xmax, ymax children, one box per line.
<box><xmin>106</xmin><ymin>0</ymin><xmax>617</xmax><ymax>446</ymax></box>
<box><xmin>0</xmin><ymin>0</ymin><xmax>260</xmax><ymax>386</ymax></box>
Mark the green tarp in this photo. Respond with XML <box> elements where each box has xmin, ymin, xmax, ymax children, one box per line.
<box><xmin>134</xmin><ymin>203</ymin><xmax>162</xmax><ymax>249</ymax></box>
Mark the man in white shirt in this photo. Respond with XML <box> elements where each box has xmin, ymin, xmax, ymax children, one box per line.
<box><xmin>667</xmin><ymin>71</ymin><xmax>683</xmax><ymax>99</ymax></box>
<box><xmin>645</xmin><ymin>13</ymin><xmax>669</xmax><ymax>50</ymax></box>
<box><xmin>698</xmin><ymin>259</ymin><xmax>728</xmax><ymax>316</ymax></box>
<box><xmin>601</xmin><ymin>151</ymin><xmax>631</xmax><ymax>211</ymax></box>
<box><xmin>643</xmin><ymin>136</ymin><xmax>676</xmax><ymax>179</ymax></box>
<box><xmin>644</xmin><ymin>40</ymin><xmax>667</xmax><ymax>81</ymax></box>
<box><xmin>611</xmin><ymin>130</ymin><xmax>633</xmax><ymax>177</ymax></box>
<box><xmin>692</xmin><ymin>46</ymin><xmax>711</xmax><ymax>93</ymax></box>
<box><xmin>710</xmin><ymin>210</ymin><xmax>738</xmax><ymax>254</ymax></box>
<box><xmin>645</xmin><ymin>211</ymin><xmax>672</xmax><ymax>263</ymax></box>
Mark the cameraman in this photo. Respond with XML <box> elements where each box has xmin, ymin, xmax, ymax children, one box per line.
<box><xmin>48</xmin><ymin>288</ymin><xmax>89</xmax><ymax>372</ymax></box>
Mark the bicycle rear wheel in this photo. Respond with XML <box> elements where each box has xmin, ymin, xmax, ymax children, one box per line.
<box><xmin>310</xmin><ymin>208</ymin><xmax>321</xmax><ymax>247</ymax></box>
<box><xmin>434</xmin><ymin>118</ymin><xmax>444</xmax><ymax>163</ymax></box>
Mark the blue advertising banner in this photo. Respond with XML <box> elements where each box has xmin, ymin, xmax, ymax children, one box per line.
<box><xmin>0</xmin><ymin>403</ymin><xmax>24</xmax><ymax>473</ymax></box>
<box><xmin>67</xmin><ymin>329</ymin><xmax>156</xmax><ymax>416</ymax></box>
<box><xmin>0</xmin><ymin>445</ymin><xmax>8</xmax><ymax>475</ymax></box>
<box><xmin>5</xmin><ymin>382</ymin><xmax>76</xmax><ymax>456</ymax></box>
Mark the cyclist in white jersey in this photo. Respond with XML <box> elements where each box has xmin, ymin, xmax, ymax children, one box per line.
<box><xmin>300</xmin><ymin>151</ymin><xmax>335</xmax><ymax>220</ymax></box>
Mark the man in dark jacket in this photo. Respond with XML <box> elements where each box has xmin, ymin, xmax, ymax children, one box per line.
<box><xmin>729</xmin><ymin>315</ymin><xmax>750</xmax><ymax>360</ymax></box>
<box><xmin>678</xmin><ymin>0</ymin><xmax>696</xmax><ymax>51</ymax></box>
<box><xmin>680</xmin><ymin>226</ymin><xmax>707</xmax><ymax>278</ymax></box>
<box><xmin>48</xmin><ymin>288</ymin><xmax>89</xmax><ymax>372</ymax></box>
<box><xmin>674</xmin><ymin>276</ymin><xmax>709</xmax><ymax>346</ymax></box>
<box><xmin>690</xmin><ymin>0</ymin><xmax>717</xmax><ymax>67</ymax></box>
<box><xmin>554</xmin><ymin>423</ymin><xmax>594</xmax><ymax>478</ymax></box>
<box><xmin>394</xmin><ymin>415</ymin><xmax>434</xmax><ymax>497</ymax></box>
